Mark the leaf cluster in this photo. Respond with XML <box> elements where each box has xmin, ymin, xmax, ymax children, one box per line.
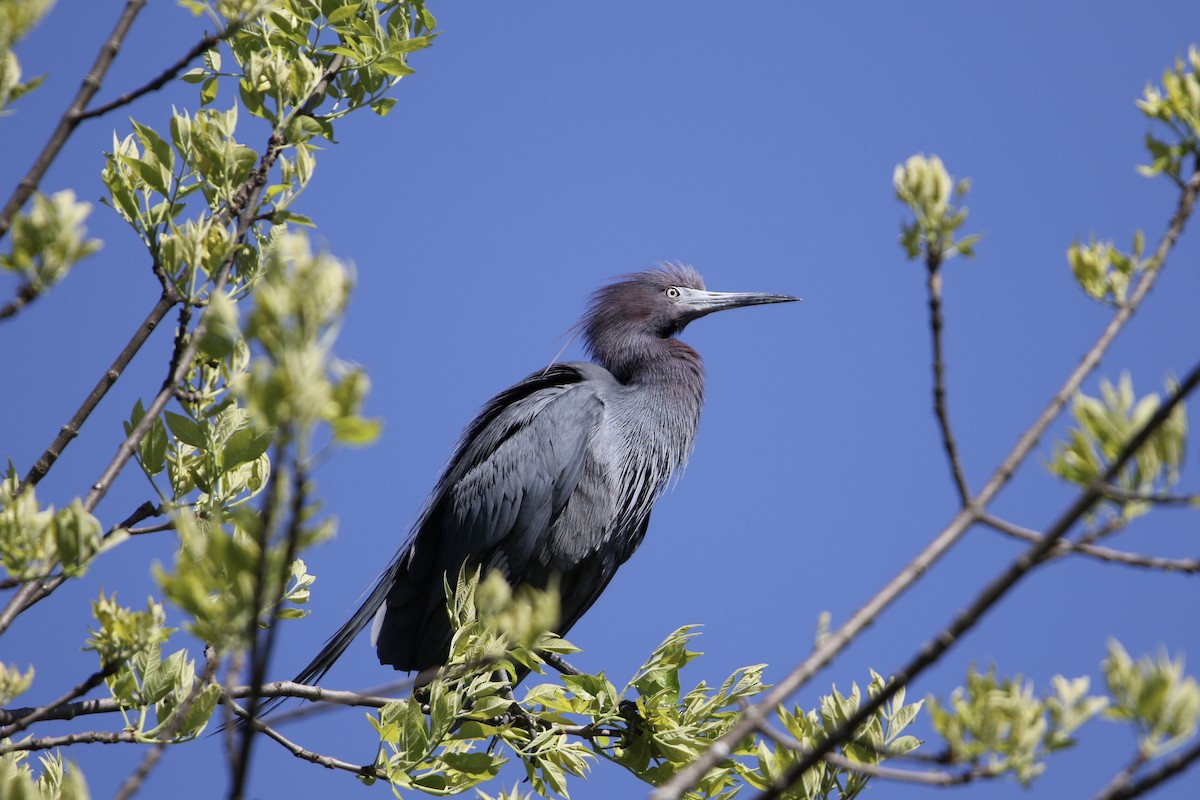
<box><xmin>0</xmin><ymin>471</ymin><xmax>105</xmax><ymax>583</ymax></box>
<box><xmin>369</xmin><ymin>572</ymin><xmax>926</xmax><ymax>800</ymax></box>
<box><xmin>1068</xmin><ymin>231</ymin><xmax>1148</xmax><ymax>305</ymax></box>
<box><xmin>1049</xmin><ymin>373</ymin><xmax>1189</xmax><ymax>519</ymax></box>
<box><xmin>0</xmin><ymin>190</ymin><xmax>100</xmax><ymax>301</ymax></box>
<box><xmin>1138</xmin><ymin>46</ymin><xmax>1200</xmax><ymax>183</ymax></box>
<box><xmin>0</xmin><ymin>749</ymin><xmax>88</xmax><ymax>800</ymax></box>
<box><xmin>929</xmin><ymin>666</ymin><xmax>1108</xmax><ymax>785</ymax></box>
<box><xmin>1104</xmin><ymin>640</ymin><xmax>1200</xmax><ymax>758</ymax></box>
<box><xmin>0</xmin><ymin>0</ymin><xmax>52</xmax><ymax>113</ymax></box>
<box><xmin>893</xmin><ymin>153</ymin><xmax>979</xmax><ymax>262</ymax></box>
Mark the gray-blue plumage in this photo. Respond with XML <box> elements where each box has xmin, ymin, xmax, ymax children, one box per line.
<box><xmin>288</xmin><ymin>264</ymin><xmax>797</xmax><ymax>685</ymax></box>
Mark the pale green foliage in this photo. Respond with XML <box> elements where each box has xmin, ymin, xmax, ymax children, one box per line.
<box><xmin>1104</xmin><ymin>640</ymin><xmax>1200</xmax><ymax>757</ymax></box>
<box><xmin>748</xmin><ymin>675</ymin><xmax>923</xmax><ymax>800</ymax></box>
<box><xmin>474</xmin><ymin>786</ymin><xmax>532</xmax><ymax>800</ymax></box>
<box><xmin>893</xmin><ymin>153</ymin><xmax>979</xmax><ymax>261</ymax></box>
<box><xmin>1049</xmin><ymin>373</ymin><xmax>1189</xmax><ymax>518</ymax></box>
<box><xmin>929</xmin><ymin>666</ymin><xmax>1108</xmax><ymax>785</ymax></box>
<box><xmin>374</xmin><ymin>573</ymin><xmax>924</xmax><ymax>799</ymax></box>
<box><xmin>1138</xmin><ymin>46</ymin><xmax>1200</xmax><ymax>183</ymax></box>
<box><xmin>0</xmin><ymin>750</ymin><xmax>89</xmax><ymax>800</ymax></box>
<box><xmin>0</xmin><ymin>0</ymin><xmax>52</xmax><ymax>113</ymax></box>
<box><xmin>155</xmin><ymin>508</ymin><xmax>322</xmax><ymax>651</ymax></box>
<box><xmin>0</xmin><ymin>662</ymin><xmax>34</xmax><ymax>706</ymax></box>
<box><xmin>85</xmin><ymin>594</ymin><xmax>172</xmax><ymax>670</ymax></box>
<box><xmin>0</xmin><ymin>471</ymin><xmax>105</xmax><ymax>581</ymax></box>
<box><xmin>179</xmin><ymin>0</ymin><xmax>436</xmax><ymax>127</ymax></box>
<box><xmin>237</xmin><ymin>232</ymin><xmax>380</xmax><ymax>444</ymax></box>
<box><xmin>0</xmin><ymin>190</ymin><xmax>101</xmax><ymax>295</ymax></box>
<box><xmin>100</xmin><ymin>639</ymin><xmax>222</xmax><ymax>741</ymax></box>
<box><xmin>1068</xmin><ymin>231</ymin><xmax>1148</xmax><ymax>304</ymax></box>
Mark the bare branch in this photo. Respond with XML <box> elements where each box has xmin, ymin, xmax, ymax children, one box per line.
<box><xmin>75</xmin><ymin>17</ymin><xmax>248</xmax><ymax>122</ymax></box>
<box><xmin>0</xmin><ymin>730</ymin><xmax>139</xmax><ymax>753</ymax></box>
<box><xmin>225</xmin><ymin>698</ymin><xmax>385</xmax><ymax>781</ymax></box>
<box><xmin>1091</xmin><ymin>740</ymin><xmax>1200</xmax><ymax>800</ymax></box>
<box><xmin>981</xmin><ymin>513</ymin><xmax>1200</xmax><ymax>573</ymax></box>
<box><xmin>926</xmin><ymin>252</ymin><xmax>971</xmax><ymax>504</ymax></box>
<box><xmin>1100</xmin><ymin>484</ymin><xmax>1200</xmax><ymax>507</ymax></box>
<box><xmin>0</xmin><ymin>665</ymin><xmax>117</xmax><ymax>740</ymax></box>
<box><xmin>653</xmin><ymin>164</ymin><xmax>1200</xmax><ymax>800</ymax></box>
<box><xmin>740</xmin><ymin>358</ymin><xmax>1200</xmax><ymax>800</ymax></box>
<box><xmin>0</xmin><ymin>0</ymin><xmax>148</xmax><ymax>242</ymax></box>
<box><xmin>19</xmin><ymin>291</ymin><xmax>177</xmax><ymax>494</ymax></box>
<box><xmin>0</xmin><ymin>679</ymin><xmax>399</xmax><ymax>727</ymax></box>
<box><xmin>0</xmin><ymin>282</ymin><xmax>38</xmax><ymax>321</ymax></box>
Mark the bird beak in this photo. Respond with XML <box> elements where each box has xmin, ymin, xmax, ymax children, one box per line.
<box><xmin>676</xmin><ymin>286</ymin><xmax>801</xmax><ymax>320</ymax></box>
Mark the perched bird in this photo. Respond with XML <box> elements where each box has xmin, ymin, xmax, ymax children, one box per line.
<box><xmin>291</xmin><ymin>264</ymin><xmax>797</xmax><ymax>686</ymax></box>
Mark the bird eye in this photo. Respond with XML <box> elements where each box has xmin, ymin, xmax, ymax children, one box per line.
<box><xmin>665</xmin><ymin>286</ymin><xmax>681</xmax><ymax>300</ymax></box>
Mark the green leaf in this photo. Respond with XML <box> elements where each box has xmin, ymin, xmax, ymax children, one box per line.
<box><xmin>331</xmin><ymin>415</ymin><xmax>381</xmax><ymax>445</ymax></box>
<box><xmin>140</xmin><ymin>414</ymin><xmax>169</xmax><ymax>475</ymax></box>
<box><xmin>224</xmin><ymin>425</ymin><xmax>274</xmax><ymax>466</ymax></box>
<box><xmin>165</xmin><ymin>411</ymin><xmax>206</xmax><ymax>448</ymax></box>
<box><xmin>200</xmin><ymin>76</ymin><xmax>218</xmax><ymax>106</ymax></box>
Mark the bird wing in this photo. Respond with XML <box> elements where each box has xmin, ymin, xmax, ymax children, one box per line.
<box><xmin>273</xmin><ymin>362</ymin><xmax>614</xmax><ymax>703</ymax></box>
<box><xmin>375</xmin><ymin>362</ymin><xmax>610</xmax><ymax>670</ymax></box>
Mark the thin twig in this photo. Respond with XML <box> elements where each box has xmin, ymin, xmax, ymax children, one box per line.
<box><xmin>1100</xmin><ymin>484</ymin><xmax>1200</xmax><ymax>507</ymax></box>
<box><xmin>128</xmin><ymin>520</ymin><xmax>176</xmax><ymax>535</ymax></box>
<box><xmin>1091</xmin><ymin>740</ymin><xmax>1200</xmax><ymax>800</ymax></box>
<box><xmin>981</xmin><ymin>513</ymin><xmax>1200</xmax><ymax>572</ymax></box>
<box><xmin>926</xmin><ymin>253</ymin><xmax>971</xmax><ymax>504</ymax></box>
<box><xmin>540</xmin><ymin>651</ymin><xmax>584</xmax><ymax>676</ymax></box>
<box><xmin>743</xmin><ymin>359</ymin><xmax>1200</xmax><ymax>800</ymax></box>
<box><xmin>76</xmin><ymin>17</ymin><xmax>249</xmax><ymax>121</ymax></box>
<box><xmin>0</xmin><ymin>282</ymin><xmax>38</xmax><ymax>321</ymax></box>
<box><xmin>0</xmin><ymin>0</ymin><xmax>148</xmax><ymax>242</ymax></box>
<box><xmin>653</xmin><ymin>164</ymin><xmax>1200</xmax><ymax>800</ymax></box>
<box><xmin>0</xmin><ymin>730</ymin><xmax>139</xmax><ymax>753</ymax></box>
<box><xmin>226</xmin><ymin>698</ymin><xmax>385</xmax><ymax>780</ymax></box>
<box><xmin>0</xmin><ymin>664</ymin><xmax>117</xmax><ymax>740</ymax></box>
<box><xmin>1092</xmin><ymin>752</ymin><xmax>1150</xmax><ymax>800</ymax></box>
<box><xmin>0</xmin><ymin>679</ymin><xmax>398</xmax><ymax>726</ymax></box>
<box><xmin>19</xmin><ymin>292</ymin><xmax>176</xmax><ymax>492</ymax></box>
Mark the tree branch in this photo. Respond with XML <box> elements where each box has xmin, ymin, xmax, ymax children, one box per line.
<box><xmin>0</xmin><ymin>282</ymin><xmax>39</xmax><ymax>321</ymax></box>
<box><xmin>226</xmin><ymin>698</ymin><xmax>385</xmax><ymax>781</ymax></box>
<box><xmin>742</xmin><ymin>358</ymin><xmax>1200</xmax><ymax>800</ymax></box>
<box><xmin>1091</xmin><ymin>740</ymin><xmax>1200</xmax><ymax>800</ymax></box>
<box><xmin>653</xmin><ymin>164</ymin><xmax>1200</xmax><ymax>800</ymax></box>
<box><xmin>1100</xmin><ymin>484</ymin><xmax>1200</xmax><ymax>507</ymax></box>
<box><xmin>19</xmin><ymin>291</ymin><xmax>176</xmax><ymax>492</ymax></box>
<box><xmin>980</xmin><ymin>513</ymin><xmax>1200</xmax><ymax>573</ymax></box>
<box><xmin>0</xmin><ymin>664</ymin><xmax>117</xmax><ymax>740</ymax></box>
<box><xmin>75</xmin><ymin>17</ymin><xmax>248</xmax><ymax>122</ymax></box>
<box><xmin>0</xmin><ymin>730</ymin><xmax>139</xmax><ymax>754</ymax></box>
<box><xmin>926</xmin><ymin>252</ymin><xmax>971</xmax><ymax>504</ymax></box>
<box><xmin>0</xmin><ymin>0</ymin><xmax>148</xmax><ymax>242</ymax></box>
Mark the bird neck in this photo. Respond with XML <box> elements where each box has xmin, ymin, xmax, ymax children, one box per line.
<box><xmin>594</xmin><ymin>334</ymin><xmax>705</xmax><ymax>392</ymax></box>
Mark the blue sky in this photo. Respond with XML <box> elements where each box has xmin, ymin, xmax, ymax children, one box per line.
<box><xmin>5</xmin><ymin>2</ymin><xmax>1200</xmax><ymax>798</ymax></box>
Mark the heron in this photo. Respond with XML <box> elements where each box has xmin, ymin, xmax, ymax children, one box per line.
<box><xmin>290</xmin><ymin>264</ymin><xmax>798</xmax><ymax>686</ymax></box>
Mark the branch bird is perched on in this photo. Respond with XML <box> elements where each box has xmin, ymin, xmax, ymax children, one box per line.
<box><xmin>290</xmin><ymin>264</ymin><xmax>798</xmax><ymax>685</ymax></box>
